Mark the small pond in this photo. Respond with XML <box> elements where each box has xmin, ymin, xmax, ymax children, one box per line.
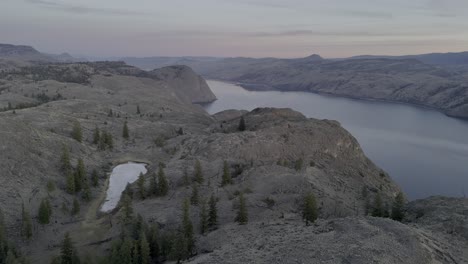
<box><xmin>100</xmin><ymin>162</ymin><xmax>147</xmax><ymax>212</ymax></box>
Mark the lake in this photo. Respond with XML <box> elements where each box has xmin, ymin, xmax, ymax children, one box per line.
<box><xmin>203</xmin><ymin>80</ymin><xmax>468</xmax><ymax>200</ymax></box>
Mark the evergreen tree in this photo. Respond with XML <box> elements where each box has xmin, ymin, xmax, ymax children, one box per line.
<box><xmin>119</xmin><ymin>238</ymin><xmax>133</xmax><ymax>264</ymax></box>
<box><xmin>71</xmin><ymin>199</ymin><xmax>80</xmax><ymax>216</ymax></box>
<box><xmin>199</xmin><ymin>201</ymin><xmax>208</xmax><ymax>235</ymax></box>
<box><xmin>208</xmin><ymin>194</ymin><xmax>217</xmax><ymax>229</ymax></box>
<box><xmin>302</xmin><ymin>193</ymin><xmax>318</xmax><ymax>226</ymax></box>
<box><xmin>391</xmin><ymin>192</ymin><xmax>405</xmax><ymax>221</ymax></box>
<box><xmin>61</xmin><ymin>145</ymin><xmax>72</xmax><ymax>174</ymax></box>
<box><xmin>66</xmin><ymin>171</ymin><xmax>75</xmax><ymax>194</ymax></box>
<box><xmin>91</xmin><ymin>169</ymin><xmax>99</xmax><ymax>187</ymax></box>
<box><xmin>372</xmin><ymin>192</ymin><xmax>384</xmax><ymax>217</ymax></box>
<box><xmin>71</xmin><ymin>121</ymin><xmax>83</xmax><ymax>143</ymax></box>
<box><xmin>38</xmin><ymin>198</ymin><xmax>51</xmax><ymax>225</ymax></box>
<box><xmin>221</xmin><ymin>160</ymin><xmax>232</xmax><ymax>186</ymax></box>
<box><xmin>122</xmin><ymin>121</ymin><xmax>129</xmax><ymax>140</ymax></box>
<box><xmin>21</xmin><ymin>204</ymin><xmax>32</xmax><ymax>239</ymax></box>
<box><xmin>169</xmin><ymin>230</ymin><xmax>188</xmax><ymax>262</ymax></box>
<box><xmin>122</xmin><ymin>194</ymin><xmax>133</xmax><ymax>222</ymax></box>
<box><xmin>132</xmin><ymin>241</ymin><xmax>140</xmax><ymax>264</ymax></box>
<box><xmin>194</xmin><ymin>160</ymin><xmax>204</xmax><ymax>184</ymax></box>
<box><xmin>238</xmin><ymin>116</ymin><xmax>246</xmax><ymax>131</ymax></box>
<box><xmin>136</xmin><ymin>105</ymin><xmax>141</xmax><ymax>115</ymax></box>
<box><xmin>60</xmin><ymin>233</ymin><xmax>79</xmax><ymax>264</ymax></box>
<box><xmin>140</xmin><ymin>232</ymin><xmax>150</xmax><ymax>264</ymax></box>
<box><xmin>74</xmin><ymin>158</ymin><xmax>86</xmax><ymax>193</ymax></box>
<box><xmin>148</xmin><ymin>224</ymin><xmax>160</xmax><ymax>261</ymax></box>
<box><xmin>182</xmin><ymin>199</ymin><xmax>194</xmax><ymax>254</ymax></box>
<box><xmin>235</xmin><ymin>192</ymin><xmax>248</xmax><ymax>225</ymax></box>
<box><xmin>149</xmin><ymin>173</ymin><xmax>158</xmax><ymax>197</ymax></box>
<box><xmin>82</xmin><ymin>177</ymin><xmax>91</xmax><ymax>202</ymax></box>
<box><xmin>190</xmin><ymin>183</ymin><xmax>199</xmax><ymax>206</ymax></box>
<box><xmin>157</xmin><ymin>164</ymin><xmax>168</xmax><ymax>196</ymax></box>
<box><xmin>92</xmin><ymin>126</ymin><xmax>100</xmax><ymax>145</ymax></box>
<box><xmin>137</xmin><ymin>173</ymin><xmax>146</xmax><ymax>199</ymax></box>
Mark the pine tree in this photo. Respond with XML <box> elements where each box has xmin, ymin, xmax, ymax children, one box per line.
<box><xmin>71</xmin><ymin>120</ymin><xmax>83</xmax><ymax>142</ymax></box>
<box><xmin>190</xmin><ymin>183</ymin><xmax>199</xmax><ymax>206</ymax></box>
<box><xmin>208</xmin><ymin>194</ymin><xmax>218</xmax><ymax>229</ymax></box>
<box><xmin>38</xmin><ymin>198</ymin><xmax>51</xmax><ymax>225</ymax></box>
<box><xmin>60</xmin><ymin>233</ymin><xmax>79</xmax><ymax>264</ymax></box>
<box><xmin>235</xmin><ymin>192</ymin><xmax>248</xmax><ymax>225</ymax></box>
<box><xmin>91</xmin><ymin>169</ymin><xmax>99</xmax><ymax>187</ymax></box>
<box><xmin>182</xmin><ymin>199</ymin><xmax>194</xmax><ymax>255</ymax></box>
<box><xmin>132</xmin><ymin>241</ymin><xmax>140</xmax><ymax>264</ymax></box>
<box><xmin>140</xmin><ymin>232</ymin><xmax>150</xmax><ymax>264</ymax></box>
<box><xmin>74</xmin><ymin>158</ymin><xmax>86</xmax><ymax>193</ymax></box>
<box><xmin>93</xmin><ymin>126</ymin><xmax>100</xmax><ymax>145</ymax></box>
<box><xmin>391</xmin><ymin>192</ymin><xmax>405</xmax><ymax>221</ymax></box>
<box><xmin>21</xmin><ymin>204</ymin><xmax>32</xmax><ymax>239</ymax></box>
<box><xmin>169</xmin><ymin>230</ymin><xmax>188</xmax><ymax>262</ymax></box>
<box><xmin>71</xmin><ymin>198</ymin><xmax>80</xmax><ymax>216</ymax></box>
<box><xmin>66</xmin><ymin>171</ymin><xmax>75</xmax><ymax>194</ymax></box>
<box><xmin>238</xmin><ymin>116</ymin><xmax>246</xmax><ymax>131</ymax></box>
<box><xmin>149</xmin><ymin>173</ymin><xmax>158</xmax><ymax>197</ymax></box>
<box><xmin>61</xmin><ymin>145</ymin><xmax>72</xmax><ymax>174</ymax></box>
<box><xmin>82</xmin><ymin>177</ymin><xmax>91</xmax><ymax>202</ymax></box>
<box><xmin>372</xmin><ymin>193</ymin><xmax>384</xmax><ymax>217</ymax></box>
<box><xmin>221</xmin><ymin>160</ymin><xmax>232</xmax><ymax>186</ymax></box>
<box><xmin>122</xmin><ymin>121</ymin><xmax>129</xmax><ymax>140</ymax></box>
<box><xmin>122</xmin><ymin>194</ymin><xmax>133</xmax><ymax>222</ymax></box>
<box><xmin>136</xmin><ymin>105</ymin><xmax>141</xmax><ymax>115</ymax></box>
<box><xmin>137</xmin><ymin>173</ymin><xmax>146</xmax><ymax>199</ymax></box>
<box><xmin>302</xmin><ymin>193</ymin><xmax>318</xmax><ymax>226</ymax></box>
<box><xmin>194</xmin><ymin>160</ymin><xmax>204</xmax><ymax>184</ymax></box>
<box><xmin>157</xmin><ymin>164</ymin><xmax>168</xmax><ymax>196</ymax></box>
<box><xmin>199</xmin><ymin>201</ymin><xmax>208</xmax><ymax>235</ymax></box>
<box><xmin>148</xmin><ymin>224</ymin><xmax>160</xmax><ymax>261</ymax></box>
<box><xmin>120</xmin><ymin>238</ymin><xmax>133</xmax><ymax>264</ymax></box>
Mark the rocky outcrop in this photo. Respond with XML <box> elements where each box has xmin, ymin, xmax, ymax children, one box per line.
<box><xmin>148</xmin><ymin>65</ymin><xmax>217</xmax><ymax>104</ymax></box>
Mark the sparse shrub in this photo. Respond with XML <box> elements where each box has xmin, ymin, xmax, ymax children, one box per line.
<box><xmin>154</xmin><ymin>136</ymin><xmax>166</xmax><ymax>147</ymax></box>
<box><xmin>302</xmin><ymin>192</ymin><xmax>318</xmax><ymax>226</ymax></box>
<box><xmin>235</xmin><ymin>193</ymin><xmax>248</xmax><ymax>225</ymax></box>
<box><xmin>47</xmin><ymin>180</ymin><xmax>56</xmax><ymax>193</ymax></box>
<box><xmin>263</xmin><ymin>197</ymin><xmax>276</xmax><ymax>209</ymax></box>
<box><xmin>295</xmin><ymin>158</ymin><xmax>304</xmax><ymax>171</ymax></box>
<box><xmin>71</xmin><ymin>120</ymin><xmax>83</xmax><ymax>142</ymax></box>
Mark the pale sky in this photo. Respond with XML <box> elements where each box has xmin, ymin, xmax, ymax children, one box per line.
<box><xmin>1</xmin><ymin>0</ymin><xmax>468</xmax><ymax>58</ymax></box>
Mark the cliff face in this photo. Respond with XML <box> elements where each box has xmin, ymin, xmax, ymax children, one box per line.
<box><xmin>148</xmin><ymin>65</ymin><xmax>217</xmax><ymax>104</ymax></box>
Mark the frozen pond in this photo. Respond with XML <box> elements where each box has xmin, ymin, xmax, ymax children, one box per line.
<box><xmin>100</xmin><ymin>162</ymin><xmax>147</xmax><ymax>212</ymax></box>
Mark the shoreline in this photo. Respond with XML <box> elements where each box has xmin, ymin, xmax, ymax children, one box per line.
<box><xmin>205</xmin><ymin>79</ymin><xmax>468</xmax><ymax>121</ymax></box>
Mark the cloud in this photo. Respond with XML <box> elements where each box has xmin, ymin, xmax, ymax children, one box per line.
<box><xmin>25</xmin><ymin>0</ymin><xmax>149</xmax><ymax>16</ymax></box>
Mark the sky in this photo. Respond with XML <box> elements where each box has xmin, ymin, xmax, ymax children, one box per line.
<box><xmin>1</xmin><ymin>0</ymin><xmax>468</xmax><ymax>58</ymax></box>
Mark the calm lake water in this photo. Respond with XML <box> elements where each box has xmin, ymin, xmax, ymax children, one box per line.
<box><xmin>204</xmin><ymin>80</ymin><xmax>468</xmax><ymax>200</ymax></box>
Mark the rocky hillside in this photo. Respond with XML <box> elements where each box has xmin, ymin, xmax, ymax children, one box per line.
<box><xmin>0</xmin><ymin>43</ymin><xmax>54</xmax><ymax>62</ymax></box>
<box><xmin>123</xmin><ymin>54</ymin><xmax>468</xmax><ymax>119</ymax></box>
<box><xmin>0</xmin><ymin>59</ymin><xmax>466</xmax><ymax>263</ymax></box>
